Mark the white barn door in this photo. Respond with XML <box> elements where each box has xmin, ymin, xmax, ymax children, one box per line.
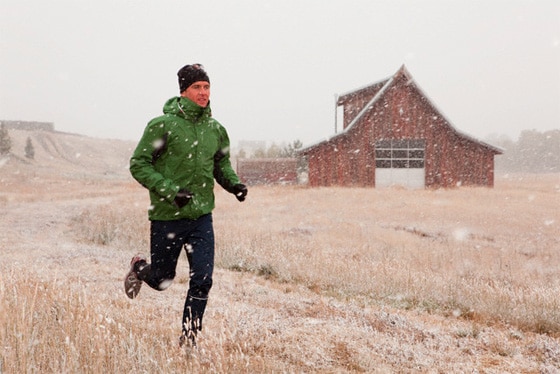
<box><xmin>374</xmin><ymin>139</ymin><xmax>426</xmax><ymax>189</ymax></box>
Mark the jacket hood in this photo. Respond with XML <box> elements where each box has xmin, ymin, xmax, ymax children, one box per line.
<box><xmin>162</xmin><ymin>96</ymin><xmax>212</xmax><ymax>120</ymax></box>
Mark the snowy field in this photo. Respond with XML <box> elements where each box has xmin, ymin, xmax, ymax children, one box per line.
<box><xmin>1</xmin><ymin>130</ymin><xmax>559</xmax><ymax>372</ymax></box>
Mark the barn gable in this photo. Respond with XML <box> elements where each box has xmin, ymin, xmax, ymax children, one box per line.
<box><xmin>300</xmin><ymin>65</ymin><xmax>502</xmax><ymax>189</ymax></box>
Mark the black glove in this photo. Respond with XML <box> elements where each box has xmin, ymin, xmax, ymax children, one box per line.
<box><xmin>174</xmin><ymin>188</ymin><xmax>193</xmax><ymax>208</ymax></box>
<box><xmin>232</xmin><ymin>184</ymin><xmax>247</xmax><ymax>202</ymax></box>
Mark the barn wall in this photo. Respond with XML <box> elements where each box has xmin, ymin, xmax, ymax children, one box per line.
<box><xmin>237</xmin><ymin>158</ymin><xmax>298</xmax><ymax>185</ymax></box>
<box><xmin>304</xmin><ymin>68</ymin><xmax>498</xmax><ymax>188</ymax></box>
<box><xmin>338</xmin><ymin>82</ymin><xmax>386</xmax><ymax>130</ymax></box>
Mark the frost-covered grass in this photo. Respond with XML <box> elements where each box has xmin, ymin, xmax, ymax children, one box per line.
<box><xmin>1</xmin><ymin>173</ymin><xmax>559</xmax><ymax>372</ymax></box>
<box><xmin>70</xmin><ymin>174</ymin><xmax>560</xmax><ymax>336</ymax></box>
<box><xmin>72</xmin><ymin>201</ymin><xmax>149</xmax><ymax>248</ymax></box>
<box><xmin>211</xmin><ymin>175</ymin><xmax>560</xmax><ymax>337</ymax></box>
<box><xmin>0</xmin><ymin>268</ymin><xmax>283</xmax><ymax>373</ymax></box>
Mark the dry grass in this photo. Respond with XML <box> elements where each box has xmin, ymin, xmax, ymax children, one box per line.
<box><xmin>1</xmin><ymin>172</ymin><xmax>560</xmax><ymax>372</ymax></box>
<box><xmin>211</xmin><ymin>175</ymin><xmax>560</xmax><ymax>336</ymax></box>
<box><xmin>71</xmin><ymin>200</ymin><xmax>148</xmax><ymax>248</ymax></box>
<box><xmin>0</xmin><ymin>268</ymin><xmax>288</xmax><ymax>373</ymax></box>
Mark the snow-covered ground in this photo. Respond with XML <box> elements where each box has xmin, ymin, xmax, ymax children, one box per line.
<box><xmin>1</xmin><ymin>130</ymin><xmax>559</xmax><ymax>372</ymax></box>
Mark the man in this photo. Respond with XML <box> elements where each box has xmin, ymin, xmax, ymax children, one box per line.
<box><xmin>125</xmin><ymin>63</ymin><xmax>247</xmax><ymax>348</ymax></box>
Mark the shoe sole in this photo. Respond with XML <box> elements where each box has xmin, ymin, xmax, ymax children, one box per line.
<box><xmin>124</xmin><ymin>265</ymin><xmax>142</xmax><ymax>299</ymax></box>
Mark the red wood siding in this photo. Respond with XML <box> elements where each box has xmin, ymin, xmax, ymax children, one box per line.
<box><xmin>237</xmin><ymin>158</ymin><xmax>298</xmax><ymax>185</ymax></box>
<box><xmin>302</xmin><ymin>66</ymin><xmax>501</xmax><ymax>188</ymax></box>
<box><xmin>338</xmin><ymin>81</ymin><xmax>386</xmax><ymax>130</ymax></box>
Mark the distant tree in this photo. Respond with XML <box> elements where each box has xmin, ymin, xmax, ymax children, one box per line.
<box><xmin>489</xmin><ymin>129</ymin><xmax>560</xmax><ymax>173</ymax></box>
<box><xmin>486</xmin><ymin>133</ymin><xmax>515</xmax><ymax>172</ymax></box>
<box><xmin>248</xmin><ymin>139</ymin><xmax>304</xmax><ymax>159</ymax></box>
<box><xmin>541</xmin><ymin>130</ymin><xmax>560</xmax><ymax>172</ymax></box>
<box><xmin>0</xmin><ymin>123</ymin><xmax>12</xmax><ymax>155</ymax></box>
<box><xmin>25</xmin><ymin>137</ymin><xmax>35</xmax><ymax>159</ymax></box>
<box><xmin>237</xmin><ymin>148</ymin><xmax>247</xmax><ymax>159</ymax></box>
<box><xmin>253</xmin><ymin>147</ymin><xmax>266</xmax><ymax>158</ymax></box>
<box><xmin>266</xmin><ymin>143</ymin><xmax>282</xmax><ymax>158</ymax></box>
<box><xmin>280</xmin><ymin>139</ymin><xmax>303</xmax><ymax>158</ymax></box>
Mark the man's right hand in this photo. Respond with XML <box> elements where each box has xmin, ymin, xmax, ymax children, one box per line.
<box><xmin>174</xmin><ymin>188</ymin><xmax>193</xmax><ymax>208</ymax></box>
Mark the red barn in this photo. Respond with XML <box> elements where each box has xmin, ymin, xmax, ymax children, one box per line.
<box><xmin>300</xmin><ymin>65</ymin><xmax>502</xmax><ymax>189</ymax></box>
<box><xmin>236</xmin><ymin>158</ymin><xmax>298</xmax><ymax>185</ymax></box>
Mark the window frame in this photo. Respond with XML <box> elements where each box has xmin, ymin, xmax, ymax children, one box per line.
<box><xmin>375</xmin><ymin>139</ymin><xmax>425</xmax><ymax>169</ymax></box>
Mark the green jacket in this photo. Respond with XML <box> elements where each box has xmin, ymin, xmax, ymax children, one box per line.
<box><xmin>130</xmin><ymin>96</ymin><xmax>240</xmax><ymax>221</ymax></box>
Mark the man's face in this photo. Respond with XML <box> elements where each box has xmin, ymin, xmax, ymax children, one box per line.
<box><xmin>181</xmin><ymin>81</ymin><xmax>210</xmax><ymax>107</ymax></box>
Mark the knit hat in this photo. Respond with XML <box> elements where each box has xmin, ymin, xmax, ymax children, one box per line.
<box><xmin>177</xmin><ymin>63</ymin><xmax>210</xmax><ymax>93</ymax></box>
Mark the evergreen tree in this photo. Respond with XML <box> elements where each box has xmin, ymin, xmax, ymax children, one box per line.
<box><xmin>25</xmin><ymin>136</ymin><xmax>35</xmax><ymax>159</ymax></box>
<box><xmin>0</xmin><ymin>123</ymin><xmax>12</xmax><ymax>155</ymax></box>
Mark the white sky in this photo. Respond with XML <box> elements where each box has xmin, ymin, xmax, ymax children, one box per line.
<box><xmin>1</xmin><ymin>0</ymin><xmax>559</xmax><ymax>147</ymax></box>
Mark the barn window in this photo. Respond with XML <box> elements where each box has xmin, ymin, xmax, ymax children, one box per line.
<box><xmin>375</xmin><ymin>139</ymin><xmax>425</xmax><ymax>168</ymax></box>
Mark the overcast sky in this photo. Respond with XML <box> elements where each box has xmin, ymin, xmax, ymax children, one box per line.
<box><xmin>1</xmin><ymin>0</ymin><xmax>558</xmax><ymax>147</ymax></box>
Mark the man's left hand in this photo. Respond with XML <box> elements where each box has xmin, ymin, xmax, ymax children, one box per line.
<box><xmin>232</xmin><ymin>184</ymin><xmax>248</xmax><ymax>202</ymax></box>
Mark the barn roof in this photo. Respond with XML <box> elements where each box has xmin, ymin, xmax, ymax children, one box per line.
<box><xmin>300</xmin><ymin>65</ymin><xmax>503</xmax><ymax>154</ymax></box>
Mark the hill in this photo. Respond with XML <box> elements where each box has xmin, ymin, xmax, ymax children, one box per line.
<box><xmin>1</xmin><ymin>129</ymin><xmax>136</xmax><ymax>180</ymax></box>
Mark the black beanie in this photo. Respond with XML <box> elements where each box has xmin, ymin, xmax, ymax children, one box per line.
<box><xmin>177</xmin><ymin>63</ymin><xmax>210</xmax><ymax>93</ymax></box>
